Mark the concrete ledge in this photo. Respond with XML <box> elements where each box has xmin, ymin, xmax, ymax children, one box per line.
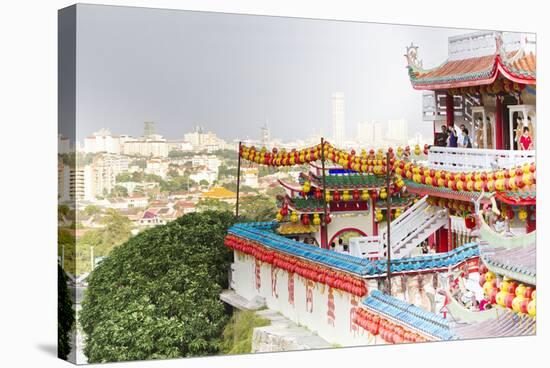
<box><xmin>220</xmin><ymin>289</ymin><xmax>266</xmax><ymax>311</ymax></box>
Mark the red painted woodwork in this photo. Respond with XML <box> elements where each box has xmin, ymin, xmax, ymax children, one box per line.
<box><xmin>495</xmin><ymin>95</ymin><xmax>503</xmax><ymax>149</ymax></box>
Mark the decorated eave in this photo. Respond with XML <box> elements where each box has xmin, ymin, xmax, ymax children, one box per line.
<box><xmin>452</xmin><ymin>310</ymin><xmax>535</xmax><ymax>339</ymax></box>
<box><xmin>482</xmin><ymin>242</ymin><xmax>536</xmax><ymax>285</ymax></box>
<box><xmin>405</xmin><ymin>39</ymin><xmax>536</xmax><ymax>91</ymax></box>
<box><xmin>359</xmin><ymin>290</ymin><xmax>454</xmax><ymax>342</ymax></box>
<box><xmin>226</xmin><ymin>222</ymin><xmax>480</xmax><ymax>279</ymax></box>
<box><xmin>303</xmin><ymin>171</ymin><xmax>387</xmax><ymax>190</ymax></box>
<box><xmin>405</xmin><ymin>180</ymin><xmax>488</xmax><ymax>203</ymax></box>
<box><xmin>496</xmin><ymin>191</ymin><xmax>536</xmax><ymax>206</ymax></box>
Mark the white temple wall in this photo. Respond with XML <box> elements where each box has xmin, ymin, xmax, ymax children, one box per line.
<box><xmin>231</xmin><ymin>250</ymin><xmax>376</xmax><ymax>346</ymax></box>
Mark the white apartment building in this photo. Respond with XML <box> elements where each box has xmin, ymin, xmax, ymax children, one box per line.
<box><xmin>145</xmin><ymin>158</ymin><xmax>170</xmax><ymax>178</ymax></box>
<box><xmin>70</xmin><ymin>166</ymin><xmax>93</xmax><ymax>201</ymax></box>
<box><xmin>122</xmin><ymin>134</ymin><xmax>168</xmax><ymax>157</ymax></box>
<box><xmin>184</xmin><ymin>127</ymin><xmax>227</xmax><ymax>151</ymax></box>
<box><xmin>332</xmin><ymin>92</ymin><xmax>345</xmax><ymax>146</ymax></box>
<box><xmin>242</xmin><ymin>167</ymin><xmax>259</xmax><ymax>188</ymax></box>
<box><xmin>58</xmin><ymin>161</ymin><xmax>71</xmax><ymax>202</ymax></box>
<box><xmin>84</xmin><ymin>128</ymin><xmax>122</xmax><ymax>154</ymax></box>
<box><xmin>191</xmin><ymin>155</ymin><xmax>221</xmax><ymax>173</ymax></box>
<box><xmin>190</xmin><ymin>170</ymin><xmax>218</xmax><ymax>184</ymax></box>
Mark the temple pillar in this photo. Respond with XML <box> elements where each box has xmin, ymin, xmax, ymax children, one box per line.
<box><xmin>495</xmin><ymin>95</ymin><xmax>504</xmax><ymax>149</ymax></box>
<box><xmin>320</xmin><ymin>223</ymin><xmax>328</xmax><ymax>249</ymax></box>
<box><xmin>372</xmin><ymin>199</ymin><xmax>378</xmax><ymax>236</ymax></box>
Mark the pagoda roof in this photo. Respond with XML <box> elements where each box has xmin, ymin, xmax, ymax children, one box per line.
<box><xmin>308</xmin><ymin>172</ymin><xmax>386</xmax><ymax>190</ymax></box>
<box><xmin>452</xmin><ymin>310</ymin><xmax>535</xmax><ymax>339</ymax></box>
<box><xmin>362</xmin><ymin>290</ymin><xmax>454</xmax><ymax>341</ymax></box>
<box><xmin>201</xmin><ymin>186</ymin><xmax>236</xmax><ymax>199</ymax></box>
<box><xmin>407</xmin><ymin>48</ymin><xmax>536</xmax><ymax>90</ymax></box>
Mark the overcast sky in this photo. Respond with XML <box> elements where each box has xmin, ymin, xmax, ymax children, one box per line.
<box><xmin>72</xmin><ymin>4</ymin><xmax>479</xmax><ymax>143</ymax></box>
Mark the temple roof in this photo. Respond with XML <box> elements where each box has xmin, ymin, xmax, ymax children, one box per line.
<box><xmin>496</xmin><ymin>191</ymin><xmax>536</xmax><ymax>206</ymax></box>
<box><xmin>407</xmin><ymin>48</ymin><xmax>536</xmax><ymax>90</ymax></box>
<box><xmin>481</xmin><ymin>242</ymin><xmax>536</xmax><ymax>285</ymax></box>
<box><xmin>306</xmin><ymin>172</ymin><xmax>386</xmax><ymax>190</ymax></box>
<box><xmin>228</xmin><ymin>222</ymin><xmax>479</xmax><ymax>277</ymax></box>
<box><xmin>452</xmin><ymin>310</ymin><xmax>535</xmax><ymax>339</ymax></box>
<box><xmin>362</xmin><ymin>290</ymin><xmax>454</xmax><ymax>341</ymax></box>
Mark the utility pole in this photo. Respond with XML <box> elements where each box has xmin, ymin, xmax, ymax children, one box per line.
<box><xmin>320</xmin><ymin>138</ymin><xmax>329</xmax><ymax>248</ymax></box>
<box><xmin>385</xmin><ymin>151</ymin><xmax>392</xmax><ymax>295</ymax></box>
<box><xmin>235</xmin><ymin>141</ymin><xmax>242</xmax><ymax>219</ymax></box>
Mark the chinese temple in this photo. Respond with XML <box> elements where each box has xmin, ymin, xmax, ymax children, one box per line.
<box><xmin>221</xmin><ymin>31</ymin><xmax>536</xmax><ymax>349</ymax></box>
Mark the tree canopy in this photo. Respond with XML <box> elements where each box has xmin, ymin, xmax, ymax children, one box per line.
<box><xmin>58</xmin><ymin>264</ymin><xmax>75</xmax><ymax>360</ymax></box>
<box><xmin>80</xmin><ymin>211</ymin><xmax>235</xmax><ymax>363</ymax></box>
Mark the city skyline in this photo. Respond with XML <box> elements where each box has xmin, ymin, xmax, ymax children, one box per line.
<box><xmin>64</xmin><ymin>4</ymin><xmax>488</xmax><ymax>143</ymax></box>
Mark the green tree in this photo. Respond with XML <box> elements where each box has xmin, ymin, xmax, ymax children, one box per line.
<box><xmin>109</xmin><ymin>185</ymin><xmax>129</xmax><ymax>198</ymax></box>
<box><xmin>239</xmin><ymin>195</ymin><xmax>277</xmax><ymax>222</ymax></box>
<box><xmin>199</xmin><ymin>179</ymin><xmax>209</xmax><ymax>187</ymax></box>
<box><xmin>80</xmin><ymin>211</ymin><xmax>235</xmax><ymax>363</ymax></box>
<box><xmin>196</xmin><ymin>198</ymin><xmax>233</xmax><ymax>213</ymax></box>
<box><xmin>131</xmin><ymin>159</ymin><xmax>147</xmax><ymax>169</ymax></box>
<box><xmin>58</xmin><ymin>264</ymin><xmax>76</xmax><ymax>360</ymax></box>
<box><xmin>84</xmin><ymin>205</ymin><xmax>102</xmax><ymax>216</ymax></box>
<box><xmin>116</xmin><ymin>172</ymin><xmax>133</xmax><ymax>182</ymax></box>
<box><xmin>220</xmin><ymin>310</ymin><xmax>269</xmax><ymax>354</ymax></box>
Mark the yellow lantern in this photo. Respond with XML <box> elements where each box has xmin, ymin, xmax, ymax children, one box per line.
<box><xmin>528</xmin><ymin>299</ymin><xmax>536</xmax><ymax>317</ymax></box>
<box><xmin>512</xmin><ymin>296</ymin><xmax>524</xmax><ymax>313</ymax></box>
<box><xmin>276</xmin><ymin>212</ymin><xmax>283</xmax><ymax>222</ymax></box>
<box><xmin>290</xmin><ymin>211</ymin><xmax>299</xmax><ymax>223</ymax></box>
<box><xmin>375</xmin><ymin>209</ymin><xmax>384</xmax><ymax>222</ymax></box>
<box><xmin>361</xmin><ymin>190</ymin><xmax>369</xmax><ymax>201</ymax></box>
<box><xmin>496</xmin><ymin>290</ymin><xmax>508</xmax><ymax>307</ymax></box>
<box><xmin>532</xmin><ymin>290</ymin><xmax>536</xmax><ymax>300</ymax></box>
<box><xmin>342</xmin><ymin>190</ymin><xmax>350</xmax><ymax>201</ymax></box>
<box><xmin>325</xmin><ymin>192</ymin><xmax>332</xmax><ymax>202</ymax></box>
<box><xmin>414</xmin><ymin>145</ymin><xmax>421</xmax><ymax>156</ymax></box>
<box><xmin>483</xmin><ymin>280</ymin><xmax>495</xmax><ymax>296</ymax></box>
<box><xmin>485</xmin><ymin>271</ymin><xmax>496</xmax><ymax>282</ymax></box>
<box><xmin>379</xmin><ymin>189</ymin><xmax>387</xmax><ymax>200</ymax></box>
<box><xmin>394</xmin><ymin>208</ymin><xmax>402</xmax><ymax>218</ymax></box>
<box><xmin>515</xmin><ymin>284</ymin><xmax>526</xmax><ymax>298</ymax></box>
<box><xmin>518</xmin><ymin>208</ymin><xmax>528</xmax><ymax>221</ymax></box>
<box><xmin>313</xmin><ymin>213</ymin><xmax>321</xmax><ymax>226</ymax></box>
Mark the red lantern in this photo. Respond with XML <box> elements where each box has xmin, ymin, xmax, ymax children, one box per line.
<box><xmin>301</xmin><ymin>214</ymin><xmax>310</xmax><ymax>226</ymax></box>
<box><xmin>465</xmin><ymin>214</ymin><xmax>476</xmax><ymax>229</ymax></box>
<box><xmin>353</xmin><ymin>189</ymin><xmax>360</xmax><ymax>201</ymax></box>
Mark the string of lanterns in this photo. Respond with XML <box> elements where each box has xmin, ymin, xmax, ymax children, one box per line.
<box><xmin>353</xmin><ymin>308</ymin><xmax>428</xmax><ymax>343</ymax></box>
<box><xmin>479</xmin><ymin>264</ymin><xmax>536</xmax><ymax>317</ymax></box>
<box><xmin>239</xmin><ymin>142</ymin><xmax>536</xmax><ymax>193</ymax></box>
<box><xmin>224</xmin><ymin>234</ymin><xmax>368</xmax><ymax>296</ymax></box>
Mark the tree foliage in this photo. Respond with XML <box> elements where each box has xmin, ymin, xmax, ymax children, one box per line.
<box><xmin>58</xmin><ymin>264</ymin><xmax>75</xmax><ymax>360</ymax></box>
<box><xmin>220</xmin><ymin>310</ymin><xmax>269</xmax><ymax>355</ymax></box>
<box><xmin>80</xmin><ymin>211</ymin><xmax>235</xmax><ymax>363</ymax></box>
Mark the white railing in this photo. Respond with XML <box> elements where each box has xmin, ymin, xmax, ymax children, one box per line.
<box><xmin>427</xmin><ymin>147</ymin><xmax>535</xmax><ymax>172</ymax></box>
<box><xmin>350</xmin><ymin>196</ymin><xmax>447</xmax><ymax>259</ymax></box>
<box><xmin>349</xmin><ymin>236</ymin><xmax>382</xmax><ymax>259</ymax></box>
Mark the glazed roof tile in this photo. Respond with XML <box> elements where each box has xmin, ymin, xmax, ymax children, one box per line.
<box><xmin>362</xmin><ymin>290</ymin><xmax>454</xmax><ymax>340</ymax></box>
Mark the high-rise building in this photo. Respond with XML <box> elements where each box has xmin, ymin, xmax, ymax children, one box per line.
<box><xmin>357</xmin><ymin>121</ymin><xmax>374</xmax><ymax>143</ymax></box>
<box><xmin>332</xmin><ymin>92</ymin><xmax>345</xmax><ymax>145</ymax></box>
<box><xmin>261</xmin><ymin>122</ymin><xmax>270</xmax><ymax>145</ymax></box>
<box><xmin>143</xmin><ymin>121</ymin><xmax>156</xmax><ymax>138</ymax></box>
<box><xmin>387</xmin><ymin>119</ymin><xmax>409</xmax><ymax>144</ymax></box>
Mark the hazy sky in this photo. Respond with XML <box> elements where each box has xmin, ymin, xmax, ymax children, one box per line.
<box><xmin>73</xmin><ymin>4</ymin><xmax>478</xmax><ymax>143</ymax></box>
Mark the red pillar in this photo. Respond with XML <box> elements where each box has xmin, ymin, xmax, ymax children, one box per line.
<box><xmin>436</xmin><ymin>228</ymin><xmax>449</xmax><ymax>253</ymax></box>
<box><xmin>320</xmin><ymin>224</ymin><xmax>328</xmax><ymax>249</ymax></box>
<box><xmin>495</xmin><ymin>95</ymin><xmax>504</xmax><ymax>149</ymax></box>
<box><xmin>526</xmin><ymin>206</ymin><xmax>536</xmax><ymax>233</ymax></box>
<box><xmin>446</xmin><ymin>92</ymin><xmax>454</xmax><ymax>127</ymax></box>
